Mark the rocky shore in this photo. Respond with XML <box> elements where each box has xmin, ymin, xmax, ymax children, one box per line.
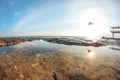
<box><xmin>0</xmin><ymin>37</ymin><xmax>106</xmax><ymax>48</ymax></box>
<box><xmin>0</xmin><ymin>37</ymin><xmax>40</xmax><ymax>47</ymax></box>
<box><xmin>0</xmin><ymin>36</ymin><xmax>120</xmax><ymax>48</ymax></box>
<box><xmin>0</xmin><ymin>52</ymin><xmax>119</xmax><ymax>80</ymax></box>
<box><xmin>0</xmin><ymin>37</ymin><xmax>119</xmax><ymax>80</ymax></box>
<box><xmin>43</xmin><ymin>38</ymin><xmax>105</xmax><ymax>47</ymax></box>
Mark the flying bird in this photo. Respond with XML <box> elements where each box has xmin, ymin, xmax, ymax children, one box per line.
<box><xmin>88</xmin><ymin>22</ymin><xmax>94</xmax><ymax>26</ymax></box>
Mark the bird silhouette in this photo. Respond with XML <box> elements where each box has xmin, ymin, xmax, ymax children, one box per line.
<box><xmin>87</xmin><ymin>48</ymin><xmax>91</xmax><ymax>52</ymax></box>
<box><xmin>88</xmin><ymin>22</ymin><xmax>94</xmax><ymax>26</ymax></box>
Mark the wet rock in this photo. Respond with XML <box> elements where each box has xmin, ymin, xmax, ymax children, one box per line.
<box><xmin>43</xmin><ymin>38</ymin><xmax>105</xmax><ymax>47</ymax></box>
<box><xmin>19</xmin><ymin>73</ymin><xmax>24</xmax><ymax>79</ymax></box>
<box><xmin>14</xmin><ymin>65</ymin><xmax>17</xmax><ymax>70</ymax></box>
<box><xmin>53</xmin><ymin>72</ymin><xmax>58</xmax><ymax>80</ymax></box>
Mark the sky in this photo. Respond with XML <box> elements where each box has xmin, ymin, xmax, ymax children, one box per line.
<box><xmin>0</xmin><ymin>0</ymin><xmax>120</xmax><ymax>38</ymax></box>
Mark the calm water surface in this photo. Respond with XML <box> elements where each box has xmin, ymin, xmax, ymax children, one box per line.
<box><xmin>0</xmin><ymin>40</ymin><xmax>119</xmax><ymax>58</ymax></box>
<box><xmin>0</xmin><ymin>40</ymin><xmax>120</xmax><ymax>80</ymax></box>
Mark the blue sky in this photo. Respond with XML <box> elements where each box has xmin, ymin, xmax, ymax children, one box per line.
<box><xmin>0</xmin><ymin>0</ymin><xmax>120</xmax><ymax>37</ymax></box>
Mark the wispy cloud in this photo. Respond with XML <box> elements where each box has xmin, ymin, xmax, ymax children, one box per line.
<box><xmin>10</xmin><ymin>0</ymin><xmax>15</xmax><ymax>6</ymax></box>
<box><xmin>13</xmin><ymin>1</ymin><xmax>73</xmax><ymax>34</ymax></box>
<box><xmin>14</xmin><ymin>11</ymin><xmax>22</xmax><ymax>16</ymax></box>
<box><xmin>12</xmin><ymin>0</ymin><xmax>120</xmax><ymax>37</ymax></box>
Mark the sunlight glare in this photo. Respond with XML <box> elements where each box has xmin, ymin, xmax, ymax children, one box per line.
<box><xmin>88</xmin><ymin>51</ymin><xmax>94</xmax><ymax>57</ymax></box>
<box><xmin>77</xmin><ymin>8</ymin><xmax>107</xmax><ymax>39</ymax></box>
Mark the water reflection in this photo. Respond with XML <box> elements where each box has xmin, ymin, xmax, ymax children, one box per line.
<box><xmin>0</xmin><ymin>40</ymin><xmax>119</xmax><ymax>80</ymax></box>
<box><xmin>88</xmin><ymin>51</ymin><xmax>94</xmax><ymax>57</ymax></box>
<box><xmin>0</xmin><ymin>40</ymin><xmax>119</xmax><ymax>61</ymax></box>
<box><xmin>0</xmin><ymin>40</ymin><xmax>119</xmax><ymax>62</ymax></box>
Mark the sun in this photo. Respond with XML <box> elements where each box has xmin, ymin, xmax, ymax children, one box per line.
<box><xmin>76</xmin><ymin>8</ymin><xmax>107</xmax><ymax>39</ymax></box>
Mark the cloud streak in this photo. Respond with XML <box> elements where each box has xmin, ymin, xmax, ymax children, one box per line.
<box><xmin>12</xmin><ymin>0</ymin><xmax>120</xmax><ymax>37</ymax></box>
<box><xmin>13</xmin><ymin>1</ymin><xmax>72</xmax><ymax>32</ymax></box>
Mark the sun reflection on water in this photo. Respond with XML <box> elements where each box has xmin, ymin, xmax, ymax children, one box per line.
<box><xmin>86</xmin><ymin>48</ymin><xmax>95</xmax><ymax>59</ymax></box>
<box><xmin>88</xmin><ymin>51</ymin><xmax>94</xmax><ymax>57</ymax></box>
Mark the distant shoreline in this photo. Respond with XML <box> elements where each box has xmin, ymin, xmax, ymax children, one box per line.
<box><xmin>0</xmin><ymin>36</ymin><xmax>106</xmax><ymax>48</ymax></box>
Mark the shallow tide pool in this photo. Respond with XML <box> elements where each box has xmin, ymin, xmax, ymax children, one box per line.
<box><xmin>0</xmin><ymin>40</ymin><xmax>120</xmax><ymax>80</ymax></box>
